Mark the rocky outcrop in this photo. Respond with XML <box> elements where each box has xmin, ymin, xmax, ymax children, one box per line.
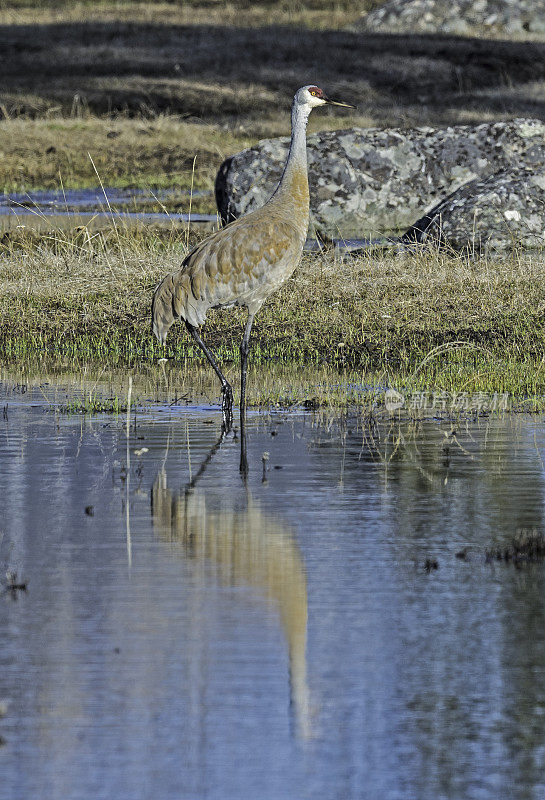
<box><xmin>402</xmin><ymin>166</ymin><xmax>545</xmax><ymax>251</ymax></box>
<box><xmin>215</xmin><ymin>119</ymin><xmax>545</xmax><ymax>240</ymax></box>
<box><xmin>360</xmin><ymin>0</ymin><xmax>545</xmax><ymax>38</ymax></box>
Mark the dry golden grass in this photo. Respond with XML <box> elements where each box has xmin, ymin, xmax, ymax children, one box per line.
<box><xmin>0</xmin><ymin>116</ymin><xmax>251</xmax><ymax>196</ymax></box>
<box><xmin>0</xmin><ymin>109</ymin><xmax>375</xmax><ymax>198</ymax></box>
<box><xmin>0</xmin><ymin>1</ymin><xmax>380</xmax><ymax>29</ymax></box>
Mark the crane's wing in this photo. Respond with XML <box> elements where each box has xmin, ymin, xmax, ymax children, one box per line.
<box><xmin>152</xmin><ymin>213</ymin><xmax>302</xmax><ymax>342</ymax></box>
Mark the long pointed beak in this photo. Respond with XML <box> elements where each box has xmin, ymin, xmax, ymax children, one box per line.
<box><xmin>324</xmin><ymin>96</ymin><xmax>356</xmax><ymax>109</ymax></box>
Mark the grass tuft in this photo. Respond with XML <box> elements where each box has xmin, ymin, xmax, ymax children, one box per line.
<box><xmin>58</xmin><ymin>394</ymin><xmax>128</xmax><ymax>414</ymax></box>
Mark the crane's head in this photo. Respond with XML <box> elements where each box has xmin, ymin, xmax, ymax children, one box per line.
<box><xmin>295</xmin><ymin>85</ymin><xmax>355</xmax><ymax>111</ymax></box>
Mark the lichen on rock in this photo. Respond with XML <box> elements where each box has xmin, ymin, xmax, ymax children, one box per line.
<box><xmin>359</xmin><ymin>0</ymin><xmax>545</xmax><ymax>38</ymax></box>
<box><xmin>215</xmin><ymin>119</ymin><xmax>545</xmax><ymax>241</ymax></box>
<box><xmin>402</xmin><ymin>167</ymin><xmax>545</xmax><ymax>251</ymax></box>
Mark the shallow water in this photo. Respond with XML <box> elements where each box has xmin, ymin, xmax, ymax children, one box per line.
<box><xmin>0</xmin><ymin>188</ymin><xmax>217</xmax><ymax>230</ymax></box>
<box><xmin>1</xmin><ymin>381</ymin><xmax>545</xmax><ymax>800</ymax></box>
<box><xmin>1</xmin><ymin>187</ymin><xmax>209</xmax><ymax>212</ymax></box>
<box><xmin>0</xmin><ymin>187</ymin><xmax>388</xmax><ymax>249</ymax></box>
<box><xmin>0</xmin><ymin>187</ymin><xmax>217</xmax><ymax>230</ymax></box>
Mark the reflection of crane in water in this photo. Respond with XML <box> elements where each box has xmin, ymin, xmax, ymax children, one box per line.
<box><xmin>151</xmin><ymin>467</ymin><xmax>312</xmax><ymax>739</ymax></box>
<box><xmin>152</xmin><ymin>85</ymin><xmax>353</xmax><ymax>433</ymax></box>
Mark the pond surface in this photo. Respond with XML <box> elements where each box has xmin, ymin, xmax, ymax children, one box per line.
<box><xmin>1</xmin><ymin>381</ymin><xmax>545</xmax><ymax>800</ymax></box>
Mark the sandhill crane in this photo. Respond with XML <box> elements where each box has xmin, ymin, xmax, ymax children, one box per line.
<box><xmin>152</xmin><ymin>85</ymin><xmax>354</xmax><ymax>431</ymax></box>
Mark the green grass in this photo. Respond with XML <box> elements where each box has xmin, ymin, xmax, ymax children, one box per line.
<box><xmin>58</xmin><ymin>394</ymin><xmax>128</xmax><ymax>413</ymax></box>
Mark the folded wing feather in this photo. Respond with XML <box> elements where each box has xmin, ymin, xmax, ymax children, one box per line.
<box><xmin>152</xmin><ymin>212</ymin><xmax>303</xmax><ymax>343</ymax></box>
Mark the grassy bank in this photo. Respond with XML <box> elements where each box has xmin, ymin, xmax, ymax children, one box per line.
<box><xmin>1</xmin><ymin>226</ymin><xmax>545</xmax><ymax>405</ymax></box>
<box><xmin>0</xmin><ymin>0</ymin><xmax>380</xmax><ymax>29</ymax></box>
<box><xmin>0</xmin><ymin>117</ymin><xmax>251</xmax><ymax>201</ymax></box>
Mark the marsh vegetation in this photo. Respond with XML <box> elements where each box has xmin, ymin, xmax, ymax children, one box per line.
<box><xmin>1</xmin><ymin>224</ymin><xmax>545</xmax><ymax>404</ymax></box>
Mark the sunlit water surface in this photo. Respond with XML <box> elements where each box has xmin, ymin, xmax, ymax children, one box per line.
<box><xmin>1</xmin><ymin>381</ymin><xmax>545</xmax><ymax>800</ymax></box>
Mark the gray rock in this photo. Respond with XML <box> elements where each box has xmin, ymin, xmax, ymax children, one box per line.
<box><xmin>360</xmin><ymin>0</ymin><xmax>545</xmax><ymax>38</ymax></box>
<box><xmin>215</xmin><ymin>119</ymin><xmax>545</xmax><ymax>240</ymax></box>
<box><xmin>402</xmin><ymin>166</ymin><xmax>545</xmax><ymax>251</ymax></box>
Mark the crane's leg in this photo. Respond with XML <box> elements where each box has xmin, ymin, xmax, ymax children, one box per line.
<box><xmin>239</xmin><ymin>313</ymin><xmax>254</xmax><ymax>476</ymax></box>
<box><xmin>185</xmin><ymin>322</ymin><xmax>233</xmax><ymax>431</ymax></box>
<box><xmin>240</xmin><ymin>313</ymin><xmax>255</xmax><ymax>418</ymax></box>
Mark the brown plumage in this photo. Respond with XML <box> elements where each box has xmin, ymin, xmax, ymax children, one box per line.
<box><xmin>152</xmin><ymin>85</ymin><xmax>354</xmax><ymax>436</ymax></box>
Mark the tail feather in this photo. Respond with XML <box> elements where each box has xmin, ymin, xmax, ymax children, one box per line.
<box><xmin>152</xmin><ymin>273</ymin><xmax>181</xmax><ymax>344</ymax></box>
<box><xmin>152</xmin><ymin>270</ymin><xmax>201</xmax><ymax>343</ymax></box>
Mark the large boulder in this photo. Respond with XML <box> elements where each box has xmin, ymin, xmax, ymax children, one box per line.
<box><xmin>359</xmin><ymin>0</ymin><xmax>545</xmax><ymax>38</ymax></box>
<box><xmin>215</xmin><ymin>119</ymin><xmax>545</xmax><ymax>240</ymax></box>
<box><xmin>402</xmin><ymin>166</ymin><xmax>545</xmax><ymax>251</ymax></box>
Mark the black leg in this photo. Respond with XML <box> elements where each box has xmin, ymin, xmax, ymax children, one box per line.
<box><xmin>239</xmin><ymin>421</ymin><xmax>248</xmax><ymax>478</ymax></box>
<box><xmin>239</xmin><ymin>313</ymin><xmax>254</xmax><ymax>476</ymax></box>
<box><xmin>186</xmin><ymin>322</ymin><xmax>233</xmax><ymax>431</ymax></box>
<box><xmin>240</xmin><ymin>314</ymin><xmax>254</xmax><ymax>416</ymax></box>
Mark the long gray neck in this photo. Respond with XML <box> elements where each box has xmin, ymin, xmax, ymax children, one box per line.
<box><xmin>272</xmin><ymin>100</ymin><xmax>310</xmax><ymax>206</ymax></box>
<box><xmin>285</xmin><ymin>101</ymin><xmax>310</xmax><ymax>177</ymax></box>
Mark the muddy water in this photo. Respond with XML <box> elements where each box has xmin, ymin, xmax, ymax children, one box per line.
<box><xmin>1</xmin><ymin>381</ymin><xmax>545</xmax><ymax>799</ymax></box>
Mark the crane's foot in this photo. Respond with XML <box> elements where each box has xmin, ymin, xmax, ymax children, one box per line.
<box><xmin>221</xmin><ymin>383</ymin><xmax>234</xmax><ymax>432</ymax></box>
